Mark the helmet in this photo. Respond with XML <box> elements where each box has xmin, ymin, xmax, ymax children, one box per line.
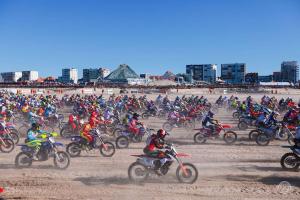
<box><xmin>157</xmin><ymin>129</ymin><xmax>167</xmax><ymax>138</ymax></box>
<box><xmin>132</xmin><ymin>113</ymin><xmax>139</xmax><ymax>120</ymax></box>
<box><xmin>91</xmin><ymin>111</ymin><xmax>97</xmax><ymax>117</ymax></box>
<box><xmin>31</xmin><ymin>123</ymin><xmax>40</xmax><ymax>131</ymax></box>
<box><xmin>208</xmin><ymin>111</ymin><xmax>214</xmax><ymax>117</ymax></box>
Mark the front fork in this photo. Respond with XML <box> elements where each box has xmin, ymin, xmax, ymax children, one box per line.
<box><xmin>176</xmin><ymin>158</ymin><xmax>189</xmax><ymax>177</ymax></box>
<box><xmin>53</xmin><ymin>147</ymin><xmax>62</xmax><ymax>161</ymax></box>
<box><xmin>97</xmin><ymin>136</ymin><xmax>108</xmax><ymax>151</ymax></box>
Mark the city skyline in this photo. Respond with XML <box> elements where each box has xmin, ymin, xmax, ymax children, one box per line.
<box><xmin>0</xmin><ymin>0</ymin><xmax>299</xmax><ymax>77</ymax></box>
<box><xmin>0</xmin><ymin>61</ymin><xmax>298</xmax><ymax>78</ymax></box>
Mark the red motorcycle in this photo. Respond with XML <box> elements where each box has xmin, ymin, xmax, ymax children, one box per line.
<box><xmin>163</xmin><ymin>116</ymin><xmax>195</xmax><ymax>131</ymax></box>
<box><xmin>193</xmin><ymin>122</ymin><xmax>237</xmax><ymax>144</ymax></box>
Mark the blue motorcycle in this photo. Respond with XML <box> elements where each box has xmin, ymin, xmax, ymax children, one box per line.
<box><xmin>281</xmin><ymin>145</ymin><xmax>300</xmax><ymax>171</ymax></box>
<box><xmin>15</xmin><ymin>132</ymin><xmax>70</xmax><ymax>169</ymax></box>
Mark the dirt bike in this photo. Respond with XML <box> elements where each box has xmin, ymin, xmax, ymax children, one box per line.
<box><xmin>280</xmin><ymin>145</ymin><xmax>300</xmax><ymax>171</ymax></box>
<box><xmin>0</xmin><ymin>135</ymin><xmax>14</xmax><ymax>153</ymax></box>
<box><xmin>193</xmin><ymin>122</ymin><xmax>237</xmax><ymax>144</ymax></box>
<box><xmin>128</xmin><ymin>143</ymin><xmax>198</xmax><ymax>184</ymax></box>
<box><xmin>232</xmin><ymin>110</ymin><xmax>243</xmax><ymax>119</ymax></box>
<box><xmin>255</xmin><ymin>122</ymin><xmax>294</xmax><ymax>146</ymax></box>
<box><xmin>115</xmin><ymin>125</ymin><xmax>154</xmax><ymax>149</ymax></box>
<box><xmin>15</xmin><ymin>132</ymin><xmax>70</xmax><ymax>169</ymax></box>
<box><xmin>238</xmin><ymin>116</ymin><xmax>256</xmax><ymax>130</ymax></box>
<box><xmin>141</xmin><ymin>108</ymin><xmax>159</xmax><ymax>119</ymax></box>
<box><xmin>60</xmin><ymin>120</ymin><xmax>83</xmax><ymax>138</ymax></box>
<box><xmin>46</xmin><ymin>113</ymin><xmax>64</xmax><ymax>129</ymax></box>
<box><xmin>162</xmin><ymin>116</ymin><xmax>195</xmax><ymax>132</ymax></box>
<box><xmin>66</xmin><ymin>128</ymin><xmax>115</xmax><ymax>157</ymax></box>
<box><xmin>0</xmin><ymin>127</ymin><xmax>19</xmax><ymax>144</ymax></box>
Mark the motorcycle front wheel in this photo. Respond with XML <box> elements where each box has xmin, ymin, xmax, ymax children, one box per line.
<box><xmin>54</xmin><ymin>151</ymin><xmax>70</xmax><ymax>170</ymax></box>
<box><xmin>0</xmin><ymin>138</ymin><xmax>14</xmax><ymax>153</ymax></box>
<box><xmin>162</xmin><ymin>122</ymin><xmax>173</xmax><ymax>132</ymax></box>
<box><xmin>99</xmin><ymin>142</ymin><xmax>116</xmax><ymax>157</ymax></box>
<box><xmin>223</xmin><ymin>131</ymin><xmax>237</xmax><ymax>144</ymax></box>
<box><xmin>176</xmin><ymin>163</ymin><xmax>198</xmax><ymax>184</ymax></box>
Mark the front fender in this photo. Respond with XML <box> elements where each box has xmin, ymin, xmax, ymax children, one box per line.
<box><xmin>54</xmin><ymin>142</ymin><xmax>64</xmax><ymax>147</ymax></box>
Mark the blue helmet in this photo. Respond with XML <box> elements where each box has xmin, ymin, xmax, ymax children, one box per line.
<box><xmin>208</xmin><ymin>111</ymin><xmax>214</xmax><ymax>117</ymax></box>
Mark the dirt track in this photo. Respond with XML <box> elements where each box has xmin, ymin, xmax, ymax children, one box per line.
<box><xmin>1</xmin><ymin>94</ymin><xmax>300</xmax><ymax>200</ymax></box>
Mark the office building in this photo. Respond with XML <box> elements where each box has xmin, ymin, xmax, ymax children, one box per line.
<box><xmin>0</xmin><ymin>72</ymin><xmax>22</xmax><ymax>82</ymax></box>
<box><xmin>83</xmin><ymin>68</ymin><xmax>100</xmax><ymax>83</ymax></box>
<box><xmin>281</xmin><ymin>61</ymin><xmax>299</xmax><ymax>83</ymax></box>
<box><xmin>21</xmin><ymin>71</ymin><xmax>39</xmax><ymax>81</ymax></box>
<box><xmin>60</xmin><ymin>68</ymin><xmax>78</xmax><ymax>84</ymax></box>
<box><xmin>245</xmin><ymin>73</ymin><xmax>258</xmax><ymax>84</ymax></box>
<box><xmin>272</xmin><ymin>72</ymin><xmax>282</xmax><ymax>82</ymax></box>
<box><xmin>186</xmin><ymin>64</ymin><xmax>217</xmax><ymax>83</ymax></box>
<box><xmin>221</xmin><ymin>63</ymin><xmax>246</xmax><ymax>84</ymax></box>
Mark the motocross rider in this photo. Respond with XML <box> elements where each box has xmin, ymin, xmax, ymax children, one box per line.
<box><xmin>128</xmin><ymin>113</ymin><xmax>141</xmax><ymax>135</ymax></box>
<box><xmin>26</xmin><ymin>123</ymin><xmax>45</xmax><ymax>160</ymax></box>
<box><xmin>144</xmin><ymin>129</ymin><xmax>169</xmax><ymax>170</ymax></box>
<box><xmin>202</xmin><ymin>111</ymin><xmax>218</xmax><ymax>134</ymax></box>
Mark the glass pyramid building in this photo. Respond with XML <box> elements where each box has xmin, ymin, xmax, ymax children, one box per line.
<box><xmin>105</xmin><ymin>64</ymin><xmax>140</xmax><ymax>83</ymax></box>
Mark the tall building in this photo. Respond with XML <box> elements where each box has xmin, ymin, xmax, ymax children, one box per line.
<box><xmin>272</xmin><ymin>72</ymin><xmax>282</xmax><ymax>82</ymax></box>
<box><xmin>186</xmin><ymin>64</ymin><xmax>217</xmax><ymax>83</ymax></box>
<box><xmin>0</xmin><ymin>72</ymin><xmax>22</xmax><ymax>82</ymax></box>
<box><xmin>60</xmin><ymin>68</ymin><xmax>78</xmax><ymax>84</ymax></box>
<box><xmin>83</xmin><ymin>68</ymin><xmax>100</xmax><ymax>83</ymax></box>
<box><xmin>281</xmin><ymin>61</ymin><xmax>299</xmax><ymax>83</ymax></box>
<box><xmin>221</xmin><ymin>63</ymin><xmax>246</xmax><ymax>84</ymax></box>
<box><xmin>245</xmin><ymin>73</ymin><xmax>258</xmax><ymax>84</ymax></box>
<box><xmin>21</xmin><ymin>71</ymin><xmax>39</xmax><ymax>81</ymax></box>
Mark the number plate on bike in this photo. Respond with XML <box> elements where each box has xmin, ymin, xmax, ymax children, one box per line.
<box><xmin>49</xmin><ymin>137</ymin><xmax>55</xmax><ymax>143</ymax></box>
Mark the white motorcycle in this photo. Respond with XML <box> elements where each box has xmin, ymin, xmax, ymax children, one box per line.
<box><xmin>128</xmin><ymin>143</ymin><xmax>198</xmax><ymax>184</ymax></box>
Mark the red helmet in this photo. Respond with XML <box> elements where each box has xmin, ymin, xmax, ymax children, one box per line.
<box><xmin>157</xmin><ymin>129</ymin><xmax>167</xmax><ymax>138</ymax></box>
<box><xmin>91</xmin><ymin>111</ymin><xmax>97</xmax><ymax>117</ymax></box>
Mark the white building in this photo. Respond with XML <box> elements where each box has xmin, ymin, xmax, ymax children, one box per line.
<box><xmin>60</xmin><ymin>68</ymin><xmax>78</xmax><ymax>84</ymax></box>
<box><xmin>22</xmin><ymin>71</ymin><xmax>39</xmax><ymax>81</ymax></box>
<box><xmin>186</xmin><ymin>64</ymin><xmax>217</xmax><ymax>83</ymax></box>
<box><xmin>69</xmin><ymin>68</ymin><xmax>78</xmax><ymax>84</ymax></box>
<box><xmin>0</xmin><ymin>72</ymin><xmax>22</xmax><ymax>82</ymax></box>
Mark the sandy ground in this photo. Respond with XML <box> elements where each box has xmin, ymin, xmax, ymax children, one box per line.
<box><xmin>1</xmin><ymin>90</ymin><xmax>300</xmax><ymax>200</ymax></box>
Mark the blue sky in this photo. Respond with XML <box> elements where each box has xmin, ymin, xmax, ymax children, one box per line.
<box><xmin>0</xmin><ymin>0</ymin><xmax>299</xmax><ymax>77</ymax></box>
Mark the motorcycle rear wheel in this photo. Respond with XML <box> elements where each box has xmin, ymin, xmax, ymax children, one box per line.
<box><xmin>249</xmin><ymin>130</ymin><xmax>260</xmax><ymax>141</ymax></box>
<box><xmin>128</xmin><ymin>162</ymin><xmax>149</xmax><ymax>183</ymax></box>
<box><xmin>238</xmin><ymin>121</ymin><xmax>248</xmax><ymax>130</ymax></box>
<box><xmin>15</xmin><ymin>152</ymin><xmax>32</xmax><ymax>168</ymax></box>
<box><xmin>66</xmin><ymin>142</ymin><xmax>81</xmax><ymax>157</ymax></box>
<box><xmin>256</xmin><ymin>133</ymin><xmax>270</xmax><ymax>146</ymax></box>
<box><xmin>193</xmin><ymin>132</ymin><xmax>207</xmax><ymax>144</ymax></box>
<box><xmin>280</xmin><ymin>152</ymin><xmax>300</xmax><ymax>171</ymax></box>
<box><xmin>116</xmin><ymin>136</ymin><xmax>129</xmax><ymax>149</ymax></box>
